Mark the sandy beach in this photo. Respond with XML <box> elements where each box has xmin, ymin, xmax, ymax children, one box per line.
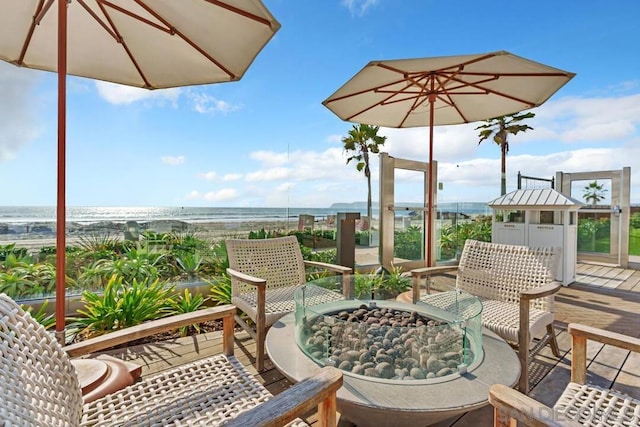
<box><xmin>0</xmin><ymin>218</ymin><xmax>336</xmax><ymax>253</ymax></box>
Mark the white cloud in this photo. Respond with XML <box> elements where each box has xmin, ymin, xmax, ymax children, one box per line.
<box><xmin>161</xmin><ymin>155</ymin><xmax>185</xmax><ymax>166</ymax></box>
<box><xmin>96</xmin><ymin>81</ymin><xmax>180</xmax><ymax>105</ymax></box>
<box><xmin>342</xmin><ymin>0</ymin><xmax>379</xmax><ymax>16</ymax></box>
<box><xmin>189</xmin><ymin>91</ymin><xmax>241</xmax><ymax>115</ymax></box>
<box><xmin>250</xmin><ymin>151</ymin><xmax>290</xmax><ymax>167</ymax></box>
<box><xmin>326</xmin><ymin>134</ymin><xmax>343</xmax><ymax>144</ymax></box>
<box><xmin>223</xmin><ymin>173</ymin><xmax>243</xmax><ymax>181</ymax></box>
<box><xmin>245</xmin><ymin>167</ymin><xmax>291</xmax><ymax>182</ymax></box>
<box><xmin>203</xmin><ymin>188</ymin><xmax>238</xmax><ymax>202</ymax></box>
<box><xmin>198</xmin><ymin>171</ymin><xmax>217</xmax><ymax>180</ymax></box>
<box><xmin>184</xmin><ymin>188</ymin><xmax>239</xmax><ymax>202</ymax></box>
<box><xmin>276</xmin><ymin>182</ymin><xmax>295</xmax><ymax>192</ymax></box>
<box><xmin>0</xmin><ymin>63</ymin><xmax>41</xmax><ymax>162</ymax></box>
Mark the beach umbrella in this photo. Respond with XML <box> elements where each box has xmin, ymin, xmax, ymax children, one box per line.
<box><xmin>0</xmin><ymin>0</ymin><xmax>280</xmax><ymax>341</ymax></box>
<box><xmin>322</xmin><ymin>50</ymin><xmax>575</xmax><ymax>266</ymax></box>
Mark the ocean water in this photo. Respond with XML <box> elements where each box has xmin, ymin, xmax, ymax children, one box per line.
<box><xmin>0</xmin><ymin>203</ymin><xmax>490</xmax><ymax>225</ymax></box>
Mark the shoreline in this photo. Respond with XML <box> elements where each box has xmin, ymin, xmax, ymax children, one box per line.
<box><xmin>0</xmin><ymin>218</ymin><xmax>338</xmax><ymax>252</ymax></box>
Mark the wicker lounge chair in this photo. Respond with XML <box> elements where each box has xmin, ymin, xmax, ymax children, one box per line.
<box><xmin>226</xmin><ymin>235</ymin><xmax>351</xmax><ymax>371</ymax></box>
<box><xmin>0</xmin><ymin>293</ymin><xmax>343</xmax><ymax>426</ymax></box>
<box><xmin>410</xmin><ymin>239</ymin><xmax>561</xmax><ymax>393</ymax></box>
<box><xmin>489</xmin><ymin>323</ymin><xmax>640</xmax><ymax>426</ymax></box>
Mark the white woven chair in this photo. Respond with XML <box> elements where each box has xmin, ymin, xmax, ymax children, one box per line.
<box><xmin>411</xmin><ymin>239</ymin><xmax>562</xmax><ymax>393</ymax></box>
<box><xmin>489</xmin><ymin>323</ymin><xmax>640</xmax><ymax>427</ymax></box>
<box><xmin>226</xmin><ymin>235</ymin><xmax>351</xmax><ymax>371</ymax></box>
<box><xmin>0</xmin><ymin>293</ymin><xmax>343</xmax><ymax>427</ymax></box>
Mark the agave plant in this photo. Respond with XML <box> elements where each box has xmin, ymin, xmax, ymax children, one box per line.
<box><xmin>22</xmin><ymin>299</ymin><xmax>56</xmax><ymax>330</ymax></box>
<box><xmin>167</xmin><ymin>288</ymin><xmax>208</xmax><ymax>337</ymax></box>
<box><xmin>175</xmin><ymin>252</ymin><xmax>203</xmax><ymax>281</ymax></box>
<box><xmin>205</xmin><ymin>275</ymin><xmax>232</xmax><ymax>306</ymax></box>
<box><xmin>71</xmin><ymin>275</ymin><xmax>175</xmax><ymax>338</ymax></box>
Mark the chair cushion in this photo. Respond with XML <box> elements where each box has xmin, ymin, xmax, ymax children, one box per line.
<box><xmin>81</xmin><ymin>354</ymin><xmax>308</xmax><ymax>426</ymax></box>
<box><xmin>233</xmin><ymin>285</ymin><xmax>344</xmax><ymax>327</ymax></box>
<box><xmin>554</xmin><ymin>382</ymin><xmax>640</xmax><ymax>426</ymax></box>
<box><xmin>477</xmin><ymin>299</ymin><xmax>553</xmax><ymax>344</ymax></box>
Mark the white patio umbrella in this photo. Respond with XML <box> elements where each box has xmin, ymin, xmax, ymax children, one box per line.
<box><xmin>322</xmin><ymin>50</ymin><xmax>575</xmax><ymax>266</ymax></box>
<box><xmin>0</xmin><ymin>0</ymin><xmax>280</xmax><ymax>340</ymax></box>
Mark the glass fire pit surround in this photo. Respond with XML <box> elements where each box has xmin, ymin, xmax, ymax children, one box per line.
<box><xmin>294</xmin><ymin>276</ymin><xmax>483</xmax><ymax>383</ymax></box>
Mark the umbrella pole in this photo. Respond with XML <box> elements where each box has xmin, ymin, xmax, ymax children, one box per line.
<box><xmin>55</xmin><ymin>0</ymin><xmax>67</xmax><ymax>345</ymax></box>
<box><xmin>426</xmin><ymin>94</ymin><xmax>435</xmax><ymax>266</ymax></box>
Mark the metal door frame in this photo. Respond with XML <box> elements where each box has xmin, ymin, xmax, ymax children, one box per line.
<box><xmin>556</xmin><ymin>167</ymin><xmax>630</xmax><ymax>267</ymax></box>
<box><xmin>378</xmin><ymin>152</ymin><xmax>437</xmax><ymax>271</ymax></box>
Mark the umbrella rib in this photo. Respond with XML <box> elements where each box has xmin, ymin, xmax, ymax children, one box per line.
<box><xmin>17</xmin><ymin>0</ymin><xmax>49</xmax><ymax>66</ymax></box>
<box><xmin>83</xmin><ymin>0</ymin><xmax>153</xmax><ymax>88</ymax></box>
<box><xmin>134</xmin><ymin>0</ymin><xmax>238</xmax><ymax>81</ymax></box>
<box><xmin>97</xmin><ymin>1</ymin><xmax>173</xmax><ymax>36</ymax></box>
<box><xmin>205</xmin><ymin>0</ymin><xmax>277</xmax><ymax>27</ymax></box>
<box><xmin>434</xmin><ymin>74</ymin><xmax>469</xmax><ymax>123</ymax></box>
<box><xmin>446</xmin><ymin>73</ymin><xmax>538</xmax><ymax>108</ymax></box>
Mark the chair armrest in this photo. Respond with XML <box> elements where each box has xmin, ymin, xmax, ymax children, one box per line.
<box><xmin>489</xmin><ymin>383</ymin><xmax>581</xmax><ymax>427</ymax></box>
<box><xmin>64</xmin><ymin>305</ymin><xmax>236</xmax><ymax>358</ymax></box>
<box><xmin>568</xmin><ymin>324</ymin><xmax>640</xmax><ymax>352</ymax></box>
<box><xmin>226</xmin><ymin>267</ymin><xmax>267</xmax><ymax>287</ymax></box>
<box><xmin>304</xmin><ymin>260</ymin><xmax>352</xmax><ymax>275</ymax></box>
<box><xmin>410</xmin><ymin>265</ymin><xmax>458</xmax><ymax>302</ymax></box>
<box><xmin>410</xmin><ymin>265</ymin><xmax>458</xmax><ymax>278</ymax></box>
<box><xmin>568</xmin><ymin>323</ymin><xmax>640</xmax><ymax>384</ymax></box>
<box><xmin>519</xmin><ymin>281</ymin><xmax>562</xmax><ymax>300</ymax></box>
<box><xmin>222</xmin><ymin>366</ymin><xmax>343</xmax><ymax>427</ymax></box>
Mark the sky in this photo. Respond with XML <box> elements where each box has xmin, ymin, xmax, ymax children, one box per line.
<box><xmin>1</xmin><ymin>0</ymin><xmax>640</xmax><ymax>209</ymax></box>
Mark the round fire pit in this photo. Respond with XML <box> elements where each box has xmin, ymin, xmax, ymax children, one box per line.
<box><xmin>265</xmin><ymin>276</ymin><xmax>520</xmax><ymax>427</ymax></box>
<box><xmin>294</xmin><ymin>279</ymin><xmax>483</xmax><ymax>384</ymax></box>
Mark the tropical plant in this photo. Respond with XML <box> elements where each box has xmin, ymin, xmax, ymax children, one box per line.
<box><xmin>394</xmin><ymin>226</ymin><xmax>423</xmax><ymax>260</ymax></box>
<box><xmin>175</xmin><ymin>251</ymin><xmax>203</xmax><ymax>280</ymax></box>
<box><xmin>353</xmin><ymin>271</ymin><xmax>384</xmax><ymax>299</ymax></box>
<box><xmin>167</xmin><ymin>289</ymin><xmax>208</xmax><ymax>337</ymax></box>
<box><xmin>76</xmin><ymin>233</ymin><xmax>128</xmax><ymax>259</ymax></box>
<box><xmin>342</xmin><ymin>124</ymin><xmax>387</xmax><ymax>233</ymax></box>
<box><xmin>583</xmin><ymin>180</ymin><xmax>608</xmax><ymax>207</ymax></box>
<box><xmin>0</xmin><ymin>243</ymin><xmax>28</xmax><ymax>262</ymax></box>
<box><xmin>476</xmin><ymin>112</ymin><xmax>535</xmax><ymax>195</ymax></box>
<box><xmin>0</xmin><ymin>270</ymin><xmax>32</xmax><ymax>297</ymax></box>
<box><xmin>72</xmin><ymin>275</ymin><xmax>175</xmax><ymax>338</ymax></box>
<box><xmin>22</xmin><ymin>299</ymin><xmax>56</xmax><ymax>330</ymax></box>
<box><xmin>206</xmin><ymin>275</ymin><xmax>232</xmax><ymax>306</ymax></box>
<box><xmin>377</xmin><ymin>264</ymin><xmax>411</xmax><ymax>298</ymax></box>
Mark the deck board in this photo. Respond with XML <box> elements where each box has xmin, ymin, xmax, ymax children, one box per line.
<box><xmin>91</xmin><ymin>262</ymin><xmax>640</xmax><ymax>426</ymax></box>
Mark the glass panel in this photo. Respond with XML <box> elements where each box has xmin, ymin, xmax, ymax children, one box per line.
<box><xmin>570</xmin><ymin>179</ymin><xmax>612</xmax><ymax>208</ymax></box>
<box><xmin>577</xmin><ymin>212</ymin><xmax>611</xmax><ymax>253</ymax></box>
<box><xmin>393</xmin><ymin>170</ymin><xmax>425</xmax><ymax>262</ymax></box>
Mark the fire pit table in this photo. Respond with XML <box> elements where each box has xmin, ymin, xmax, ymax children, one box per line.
<box><xmin>265</xmin><ymin>277</ymin><xmax>520</xmax><ymax>427</ymax></box>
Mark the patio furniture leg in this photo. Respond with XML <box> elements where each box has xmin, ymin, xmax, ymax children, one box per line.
<box><xmin>518</xmin><ymin>301</ymin><xmax>530</xmax><ymax>393</ymax></box>
<box><xmin>547</xmin><ymin>323</ymin><xmax>560</xmax><ymax>357</ymax></box>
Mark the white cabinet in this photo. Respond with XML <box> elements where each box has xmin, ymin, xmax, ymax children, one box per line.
<box><xmin>488</xmin><ymin>189</ymin><xmax>583</xmax><ymax>286</ymax></box>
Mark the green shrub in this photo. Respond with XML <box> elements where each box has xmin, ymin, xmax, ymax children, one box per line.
<box><xmin>22</xmin><ymin>299</ymin><xmax>56</xmax><ymax>330</ymax></box>
<box><xmin>206</xmin><ymin>275</ymin><xmax>232</xmax><ymax>306</ymax></box>
<box><xmin>167</xmin><ymin>288</ymin><xmax>208</xmax><ymax>337</ymax></box>
<box><xmin>72</xmin><ymin>275</ymin><xmax>175</xmax><ymax>338</ymax></box>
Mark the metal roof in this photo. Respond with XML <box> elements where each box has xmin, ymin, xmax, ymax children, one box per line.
<box><xmin>487</xmin><ymin>188</ymin><xmax>584</xmax><ymax>209</ymax></box>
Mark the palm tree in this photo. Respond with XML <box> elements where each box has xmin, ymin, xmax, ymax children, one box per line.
<box><xmin>342</xmin><ymin>124</ymin><xmax>387</xmax><ymax>233</ymax></box>
<box><xmin>583</xmin><ymin>180</ymin><xmax>607</xmax><ymax>207</ymax></box>
<box><xmin>476</xmin><ymin>112</ymin><xmax>535</xmax><ymax>195</ymax></box>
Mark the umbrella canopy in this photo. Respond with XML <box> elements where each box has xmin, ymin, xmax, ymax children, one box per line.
<box><xmin>322</xmin><ymin>50</ymin><xmax>575</xmax><ymax>266</ymax></box>
<box><xmin>0</xmin><ymin>0</ymin><xmax>280</xmax><ymax>340</ymax></box>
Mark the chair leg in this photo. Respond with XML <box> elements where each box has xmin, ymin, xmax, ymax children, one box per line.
<box><xmin>255</xmin><ymin>317</ymin><xmax>266</xmax><ymax>372</ymax></box>
<box><xmin>518</xmin><ymin>341</ymin><xmax>529</xmax><ymax>394</ymax></box>
<box><xmin>547</xmin><ymin>323</ymin><xmax>560</xmax><ymax>357</ymax></box>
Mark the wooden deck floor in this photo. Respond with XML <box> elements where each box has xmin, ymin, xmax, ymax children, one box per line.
<box><xmin>96</xmin><ymin>262</ymin><xmax>640</xmax><ymax>426</ymax></box>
